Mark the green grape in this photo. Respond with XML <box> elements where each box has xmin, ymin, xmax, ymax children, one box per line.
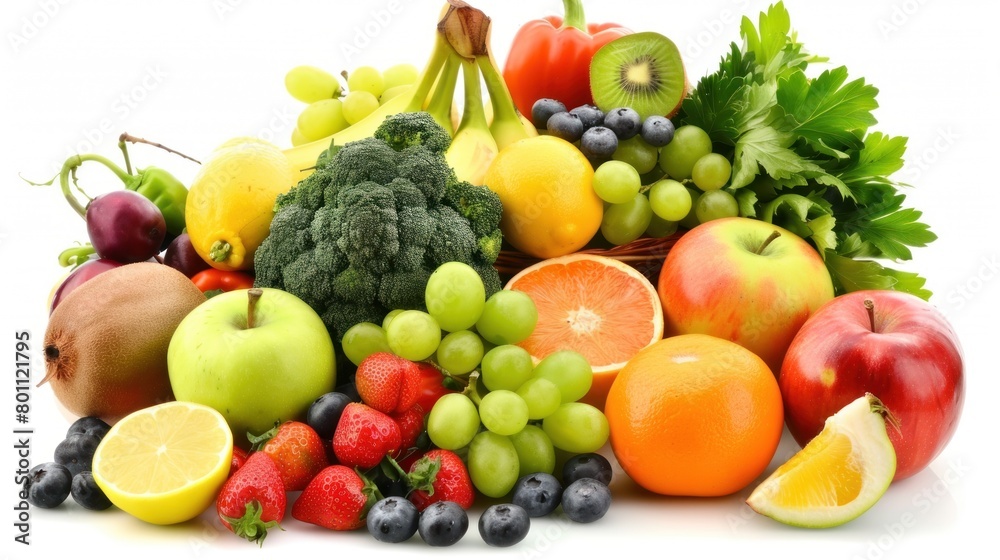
<box><xmin>679</xmin><ymin>187</ymin><xmax>703</xmax><ymax>230</ymax></box>
<box><xmin>435</xmin><ymin>330</ymin><xmax>484</xmax><ymax>376</ymax></box>
<box><xmin>600</xmin><ymin>192</ymin><xmax>653</xmax><ymax>246</ymax></box>
<box><xmin>290</xmin><ymin>128</ymin><xmax>308</xmax><ymax>147</ymax></box>
<box><xmin>475</xmin><ymin>290</ymin><xmax>538</xmax><ymax>345</ymax></box>
<box><xmin>542</xmin><ymin>403</ymin><xmax>610</xmax><ymax>454</ymax></box>
<box><xmin>613</xmin><ymin>136</ymin><xmax>659</xmax><ymax>175</ymax></box>
<box><xmin>427</xmin><ymin>393</ymin><xmax>480</xmax><ymax>450</ymax></box>
<box><xmin>382</xmin><ymin>308</ymin><xmax>404</xmax><ymax>330</ymax></box>
<box><xmin>532</xmin><ymin>350</ymin><xmax>593</xmax><ymax>403</ymax></box>
<box><xmin>346</xmin><ymin>65</ymin><xmax>385</xmax><ymax>97</ymax></box>
<box><xmin>379</xmin><ymin>84</ymin><xmax>411</xmax><ymax>105</ymax></box>
<box><xmin>694</xmin><ymin>189</ymin><xmax>739</xmax><ymax>223</ymax></box>
<box><xmin>382</xmin><ymin>63</ymin><xmax>420</xmax><ymax>90</ymax></box>
<box><xmin>691</xmin><ymin>153</ymin><xmax>733</xmax><ymax>191</ymax></box>
<box><xmin>592</xmin><ymin>160</ymin><xmax>641</xmax><ymax>204</ymax></box>
<box><xmin>515</xmin><ymin>377</ymin><xmax>561</xmax><ymax>420</ymax></box>
<box><xmin>385</xmin><ymin>310</ymin><xmax>441</xmax><ymax>361</ymax></box>
<box><xmin>479</xmin><ymin>390</ymin><xmax>529</xmax><ymax>436</ymax></box>
<box><xmin>297</xmin><ymin>99</ymin><xmax>349</xmax><ymax>142</ymax></box>
<box><xmin>285</xmin><ymin>65</ymin><xmax>340</xmax><ymax>103</ymax></box>
<box><xmin>481</xmin><ymin>344</ymin><xmax>534</xmax><ymax>392</ymax></box>
<box><xmin>425</xmin><ymin>261</ymin><xmax>486</xmax><ymax>332</ymax></box>
<box><xmin>658</xmin><ymin>125</ymin><xmax>712</xmax><ymax>180</ymax></box>
<box><xmin>342</xmin><ymin>90</ymin><xmax>380</xmax><ymax>125</ymax></box>
<box><xmin>510</xmin><ymin>425</ymin><xmax>556</xmax><ymax>476</ymax></box>
<box><xmin>648</xmin><ymin>179</ymin><xmax>692</xmax><ymax>222</ymax></box>
<box><xmin>467</xmin><ymin>431</ymin><xmax>520</xmax><ymax>498</ymax></box>
<box><xmin>645</xmin><ymin>213</ymin><xmax>679</xmax><ymax>238</ymax></box>
<box><xmin>341</xmin><ymin>322</ymin><xmax>391</xmax><ymax>366</ymax></box>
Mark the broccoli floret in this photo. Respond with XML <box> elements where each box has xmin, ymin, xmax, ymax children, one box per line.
<box><xmin>374</xmin><ymin>112</ymin><xmax>452</xmax><ymax>155</ymax></box>
<box><xmin>253</xmin><ymin>118</ymin><xmax>505</xmax><ymax>344</ymax></box>
<box><xmin>444</xmin><ymin>181</ymin><xmax>503</xmax><ymax>238</ymax></box>
<box><xmin>328</xmin><ymin>137</ymin><xmax>400</xmax><ymax>186</ymax></box>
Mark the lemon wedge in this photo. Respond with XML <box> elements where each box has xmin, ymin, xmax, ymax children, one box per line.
<box><xmin>746</xmin><ymin>393</ymin><xmax>897</xmax><ymax>528</ymax></box>
<box><xmin>92</xmin><ymin>401</ymin><xmax>233</xmax><ymax>525</ymax></box>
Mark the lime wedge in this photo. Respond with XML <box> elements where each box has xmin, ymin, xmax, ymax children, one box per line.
<box><xmin>746</xmin><ymin>393</ymin><xmax>897</xmax><ymax>528</ymax></box>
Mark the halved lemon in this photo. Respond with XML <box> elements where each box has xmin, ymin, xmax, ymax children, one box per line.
<box><xmin>505</xmin><ymin>253</ymin><xmax>664</xmax><ymax>410</ymax></box>
<box><xmin>746</xmin><ymin>393</ymin><xmax>897</xmax><ymax>528</ymax></box>
<box><xmin>92</xmin><ymin>401</ymin><xmax>233</xmax><ymax>525</ymax></box>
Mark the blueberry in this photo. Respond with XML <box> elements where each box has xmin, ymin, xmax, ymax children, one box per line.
<box><xmin>546</xmin><ymin>112</ymin><xmax>585</xmax><ymax>143</ymax></box>
<box><xmin>561</xmin><ymin>478</ymin><xmax>611</xmax><ymax>523</ymax></box>
<box><xmin>512</xmin><ymin>473</ymin><xmax>563</xmax><ymax>518</ymax></box>
<box><xmin>641</xmin><ymin>115</ymin><xmax>676</xmax><ymax>147</ymax></box>
<box><xmin>54</xmin><ymin>433</ymin><xmax>101</xmax><ymax>477</ymax></box>
<box><xmin>569</xmin><ymin>104</ymin><xmax>605</xmax><ymax>130</ymax></box>
<box><xmin>418</xmin><ymin>500</ymin><xmax>468</xmax><ymax>547</ymax></box>
<box><xmin>531</xmin><ymin>98</ymin><xmax>567</xmax><ymax>130</ymax></box>
<box><xmin>66</xmin><ymin>417</ymin><xmax>110</xmax><ymax>440</ymax></box>
<box><xmin>23</xmin><ymin>462</ymin><xmax>72</xmax><ymax>509</ymax></box>
<box><xmin>306</xmin><ymin>391</ymin><xmax>354</xmax><ymax>439</ymax></box>
<box><xmin>367</xmin><ymin>497</ymin><xmax>419</xmax><ymax>543</ymax></box>
<box><xmin>603</xmin><ymin>107</ymin><xmax>642</xmax><ymax>140</ymax></box>
<box><xmin>71</xmin><ymin>472</ymin><xmax>112</xmax><ymax>511</ymax></box>
<box><xmin>579</xmin><ymin>127</ymin><xmax>619</xmax><ymax>161</ymax></box>
<box><xmin>562</xmin><ymin>453</ymin><xmax>614</xmax><ymax>486</ymax></box>
<box><xmin>479</xmin><ymin>503</ymin><xmax>530</xmax><ymax>547</ymax></box>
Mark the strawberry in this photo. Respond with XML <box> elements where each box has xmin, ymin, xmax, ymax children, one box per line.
<box><xmin>333</xmin><ymin>402</ymin><xmax>402</xmax><ymax>470</ymax></box>
<box><xmin>229</xmin><ymin>446</ymin><xmax>249</xmax><ymax>478</ymax></box>
<box><xmin>216</xmin><ymin>452</ymin><xmax>286</xmax><ymax>546</ymax></box>
<box><xmin>391</xmin><ymin>405</ymin><xmax>425</xmax><ymax>453</ymax></box>
<box><xmin>292</xmin><ymin>465</ymin><xmax>379</xmax><ymax>531</ymax></box>
<box><xmin>250</xmin><ymin>421</ymin><xmax>328</xmax><ymax>491</ymax></box>
<box><xmin>407</xmin><ymin>449</ymin><xmax>475</xmax><ymax>511</ymax></box>
<box><xmin>355</xmin><ymin>352</ymin><xmax>422</xmax><ymax>414</ymax></box>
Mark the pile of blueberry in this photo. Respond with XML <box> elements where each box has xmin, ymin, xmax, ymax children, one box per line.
<box><xmin>532</xmin><ymin>98</ymin><xmax>676</xmax><ymax>161</ymax></box>
<box><xmin>23</xmin><ymin>417</ymin><xmax>113</xmax><ymax>511</ymax></box>
<box><xmin>366</xmin><ymin>452</ymin><xmax>614</xmax><ymax>547</ymax></box>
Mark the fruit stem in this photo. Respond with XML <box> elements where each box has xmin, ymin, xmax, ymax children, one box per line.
<box><xmin>864</xmin><ymin>299</ymin><xmax>876</xmax><ymax>332</ymax></box>
<box><xmin>58</xmin><ymin>153</ymin><xmax>137</xmax><ymax>219</ymax></box>
<box><xmin>247</xmin><ymin>288</ymin><xmax>263</xmax><ymax>329</ymax></box>
<box><xmin>562</xmin><ymin>0</ymin><xmax>587</xmax><ymax>32</ymax></box>
<box><xmin>209</xmin><ymin>241</ymin><xmax>232</xmax><ymax>263</ymax></box>
<box><xmin>753</xmin><ymin>230</ymin><xmax>781</xmax><ymax>255</ymax></box>
<box><xmin>118</xmin><ymin>132</ymin><xmax>202</xmax><ymax>168</ymax></box>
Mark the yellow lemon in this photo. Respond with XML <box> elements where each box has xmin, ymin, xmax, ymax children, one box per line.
<box><xmin>92</xmin><ymin>401</ymin><xmax>233</xmax><ymax>525</ymax></box>
<box><xmin>186</xmin><ymin>137</ymin><xmax>295</xmax><ymax>271</ymax></box>
<box><xmin>483</xmin><ymin>135</ymin><xmax>601</xmax><ymax>259</ymax></box>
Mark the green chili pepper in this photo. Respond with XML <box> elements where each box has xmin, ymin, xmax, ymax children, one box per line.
<box><xmin>58</xmin><ymin>153</ymin><xmax>188</xmax><ymax>236</ymax></box>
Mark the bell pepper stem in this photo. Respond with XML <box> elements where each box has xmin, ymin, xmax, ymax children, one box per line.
<box><xmin>209</xmin><ymin>240</ymin><xmax>232</xmax><ymax>263</ymax></box>
<box><xmin>562</xmin><ymin>0</ymin><xmax>587</xmax><ymax>32</ymax></box>
<box><xmin>58</xmin><ymin>153</ymin><xmax>136</xmax><ymax>219</ymax></box>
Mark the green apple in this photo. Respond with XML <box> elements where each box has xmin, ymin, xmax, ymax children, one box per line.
<box><xmin>167</xmin><ymin>288</ymin><xmax>336</xmax><ymax>443</ymax></box>
<box><xmin>657</xmin><ymin>217</ymin><xmax>834</xmax><ymax>374</ymax></box>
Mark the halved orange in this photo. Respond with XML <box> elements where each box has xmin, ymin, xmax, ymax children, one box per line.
<box><xmin>504</xmin><ymin>254</ymin><xmax>664</xmax><ymax>410</ymax></box>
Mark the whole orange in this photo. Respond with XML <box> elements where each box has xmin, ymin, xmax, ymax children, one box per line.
<box><xmin>605</xmin><ymin>334</ymin><xmax>783</xmax><ymax>497</ymax></box>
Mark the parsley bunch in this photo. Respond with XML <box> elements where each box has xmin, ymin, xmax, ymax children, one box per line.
<box><xmin>678</xmin><ymin>2</ymin><xmax>936</xmax><ymax>298</ymax></box>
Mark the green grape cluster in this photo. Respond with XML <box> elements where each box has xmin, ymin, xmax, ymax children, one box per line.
<box><xmin>285</xmin><ymin>63</ymin><xmax>420</xmax><ymax>146</ymax></box>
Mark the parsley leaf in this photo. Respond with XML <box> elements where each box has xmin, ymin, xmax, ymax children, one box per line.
<box><xmin>777</xmin><ymin>67</ymin><xmax>879</xmax><ymax>154</ymax></box>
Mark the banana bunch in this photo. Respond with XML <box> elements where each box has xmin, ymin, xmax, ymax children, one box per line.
<box><xmin>282</xmin><ymin>0</ymin><xmax>535</xmax><ymax>185</ymax></box>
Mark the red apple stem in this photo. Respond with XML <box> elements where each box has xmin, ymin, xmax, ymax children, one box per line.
<box><xmin>754</xmin><ymin>231</ymin><xmax>782</xmax><ymax>255</ymax></box>
<box><xmin>247</xmin><ymin>288</ymin><xmax>263</xmax><ymax>329</ymax></box>
<box><xmin>864</xmin><ymin>298</ymin><xmax>876</xmax><ymax>332</ymax></box>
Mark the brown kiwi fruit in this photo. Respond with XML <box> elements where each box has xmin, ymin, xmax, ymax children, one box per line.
<box><xmin>589</xmin><ymin>32</ymin><xmax>688</xmax><ymax>120</ymax></box>
<box><xmin>40</xmin><ymin>262</ymin><xmax>206</xmax><ymax>423</ymax></box>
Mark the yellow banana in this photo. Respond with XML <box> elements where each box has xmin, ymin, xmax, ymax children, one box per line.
<box><xmin>477</xmin><ymin>23</ymin><xmax>536</xmax><ymax>151</ymax></box>
<box><xmin>445</xmin><ymin>57</ymin><xmax>498</xmax><ymax>185</ymax></box>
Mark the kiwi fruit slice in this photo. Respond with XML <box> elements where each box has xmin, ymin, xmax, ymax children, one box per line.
<box><xmin>41</xmin><ymin>262</ymin><xmax>206</xmax><ymax>423</ymax></box>
<box><xmin>590</xmin><ymin>32</ymin><xmax>688</xmax><ymax>121</ymax></box>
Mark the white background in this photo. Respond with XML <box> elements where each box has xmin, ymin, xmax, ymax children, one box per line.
<box><xmin>2</xmin><ymin>0</ymin><xmax>996</xmax><ymax>558</ymax></box>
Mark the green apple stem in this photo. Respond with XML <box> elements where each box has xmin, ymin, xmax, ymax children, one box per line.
<box><xmin>247</xmin><ymin>288</ymin><xmax>263</xmax><ymax>329</ymax></box>
<box><xmin>753</xmin><ymin>230</ymin><xmax>782</xmax><ymax>255</ymax></box>
<box><xmin>864</xmin><ymin>298</ymin><xmax>876</xmax><ymax>332</ymax></box>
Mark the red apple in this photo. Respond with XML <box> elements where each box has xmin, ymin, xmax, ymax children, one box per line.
<box><xmin>780</xmin><ymin>290</ymin><xmax>964</xmax><ymax>481</ymax></box>
<box><xmin>658</xmin><ymin>217</ymin><xmax>835</xmax><ymax>374</ymax></box>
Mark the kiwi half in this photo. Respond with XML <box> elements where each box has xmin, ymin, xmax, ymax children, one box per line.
<box><xmin>590</xmin><ymin>32</ymin><xmax>687</xmax><ymax>121</ymax></box>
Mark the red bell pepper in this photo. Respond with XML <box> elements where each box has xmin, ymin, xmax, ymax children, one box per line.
<box><xmin>191</xmin><ymin>269</ymin><xmax>255</xmax><ymax>295</ymax></box>
<box><xmin>413</xmin><ymin>362</ymin><xmax>460</xmax><ymax>414</ymax></box>
<box><xmin>502</xmin><ymin>0</ymin><xmax>631</xmax><ymax>119</ymax></box>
